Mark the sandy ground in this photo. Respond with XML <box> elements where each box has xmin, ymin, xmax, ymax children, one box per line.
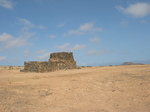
<box><xmin>0</xmin><ymin>65</ymin><xmax>150</xmax><ymax>112</ymax></box>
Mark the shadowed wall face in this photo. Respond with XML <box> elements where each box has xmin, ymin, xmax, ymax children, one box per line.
<box><xmin>21</xmin><ymin>52</ymin><xmax>79</xmax><ymax>73</ymax></box>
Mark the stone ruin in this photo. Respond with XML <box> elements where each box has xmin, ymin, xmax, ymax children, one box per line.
<box><xmin>20</xmin><ymin>52</ymin><xmax>80</xmax><ymax>73</ymax></box>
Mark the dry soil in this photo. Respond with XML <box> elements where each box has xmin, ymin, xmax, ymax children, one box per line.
<box><xmin>0</xmin><ymin>65</ymin><xmax>150</xmax><ymax>112</ymax></box>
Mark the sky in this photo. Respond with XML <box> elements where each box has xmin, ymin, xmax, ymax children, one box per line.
<box><xmin>0</xmin><ymin>0</ymin><xmax>150</xmax><ymax>66</ymax></box>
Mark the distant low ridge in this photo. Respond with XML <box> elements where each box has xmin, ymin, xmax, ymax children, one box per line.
<box><xmin>122</xmin><ymin>62</ymin><xmax>144</xmax><ymax>65</ymax></box>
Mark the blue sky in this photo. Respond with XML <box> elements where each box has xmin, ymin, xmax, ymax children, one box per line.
<box><xmin>0</xmin><ymin>0</ymin><xmax>150</xmax><ymax>66</ymax></box>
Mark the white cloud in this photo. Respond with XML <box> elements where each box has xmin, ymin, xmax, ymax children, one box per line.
<box><xmin>36</xmin><ymin>53</ymin><xmax>50</xmax><ymax>60</ymax></box>
<box><xmin>48</xmin><ymin>34</ymin><xmax>56</xmax><ymax>38</ymax></box>
<box><xmin>121</xmin><ymin>21</ymin><xmax>129</xmax><ymax>26</ymax></box>
<box><xmin>0</xmin><ymin>0</ymin><xmax>14</xmax><ymax>9</ymax></box>
<box><xmin>19</xmin><ymin>18</ymin><xmax>34</xmax><ymax>28</ymax></box>
<box><xmin>63</xmin><ymin>22</ymin><xmax>103</xmax><ymax>36</ymax></box>
<box><xmin>116</xmin><ymin>3</ymin><xmax>150</xmax><ymax>17</ymax></box>
<box><xmin>18</xmin><ymin>18</ymin><xmax>36</xmax><ymax>39</ymax></box>
<box><xmin>0</xmin><ymin>18</ymin><xmax>35</xmax><ymax>52</ymax></box>
<box><xmin>20</xmin><ymin>28</ymin><xmax>35</xmax><ymax>39</ymax></box>
<box><xmin>5</xmin><ymin>37</ymin><xmax>31</xmax><ymax>48</ymax></box>
<box><xmin>56</xmin><ymin>43</ymin><xmax>86</xmax><ymax>51</ymax></box>
<box><xmin>23</xmin><ymin>50</ymin><xmax>30</xmax><ymax>57</ymax></box>
<box><xmin>79</xmin><ymin>23</ymin><xmax>94</xmax><ymax>31</ymax></box>
<box><xmin>0</xmin><ymin>56</ymin><xmax>6</xmax><ymax>61</ymax></box>
<box><xmin>87</xmin><ymin>49</ymin><xmax>105</xmax><ymax>55</ymax></box>
<box><xmin>57</xmin><ymin>23</ymin><xmax>65</xmax><ymax>27</ymax></box>
<box><xmin>35</xmin><ymin>49</ymin><xmax>47</xmax><ymax>54</ymax></box>
<box><xmin>89</xmin><ymin>37</ymin><xmax>100</xmax><ymax>43</ymax></box>
<box><xmin>87</xmin><ymin>49</ymin><xmax>98</xmax><ymax>55</ymax></box>
<box><xmin>18</xmin><ymin>18</ymin><xmax>35</xmax><ymax>38</ymax></box>
<box><xmin>0</xmin><ymin>33</ymin><xmax>12</xmax><ymax>42</ymax></box>
<box><xmin>56</xmin><ymin>43</ymin><xmax>70</xmax><ymax>50</ymax></box>
<box><xmin>19</xmin><ymin>18</ymin><xmax>46</xmax><ymax>30</ymax></box>
<box><xmin>140</xmin><ymin>20</ymin><xmax>148</xmax><ymax>24</ymax></box>
<box><xmin>37</xmin><ymin>25</ymin><xmax>45</xmax><ymax>29</ymax></box>
<box><xmin>69</xmin><ymin>44</ymin><xmax>86</xmax><ymax>51</ymax></box>
<box><xmin>63</xmin><ymin>30</ymin><xmax>83</xmax><ymax>36</ymax></box>
<box><xmin>0</xmin><ymin>33</ymin><xmax>32</xmax><ymax>49</ymax></box>
<box><xmin>34</xmin><ymin>0</ymin><xmax>52</xmax><ymax>3</ymax></box>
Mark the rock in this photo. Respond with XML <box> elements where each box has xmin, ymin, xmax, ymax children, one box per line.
<box><xmin>122</xmin><ymin>62</ymin><xmax>144</xmax><ymax>65</ymax></box>
<box><xmin>21</xmin><ymin>52</ymin><xmax>80</xmax><ymax>73</ymax></box>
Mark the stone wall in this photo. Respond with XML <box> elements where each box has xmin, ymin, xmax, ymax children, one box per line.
<box><xmin>22</xmin><ymin>61</ymin><xmax>51</xmax><ymax>72</ymax></box>
<box><xmin>0</xmin><ymin>66</ymin><xmax>24</xmax><ymax>70</ymax></box>
<box><xmin>49</xmin><ymin>52</ymin><xmax>74</xmax><ymax>62</ymax></box>
<box><xmin>21</xmin><ymin>52</ymin><xmax>79</xmax><ymax>73</ymax></box>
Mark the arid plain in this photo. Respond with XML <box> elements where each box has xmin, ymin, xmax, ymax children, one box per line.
<box><xmin>0</xmin><ymin>65</ymin><xmax>150</xmax><ymax>112</ymax></box>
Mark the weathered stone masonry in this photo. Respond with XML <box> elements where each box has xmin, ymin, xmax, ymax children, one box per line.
<box><xmin>21</xmin><ymin>52</ymin><xmax>79</xmax><ymax>73</ymax></box>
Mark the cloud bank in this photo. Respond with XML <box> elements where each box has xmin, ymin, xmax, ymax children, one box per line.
<box><xmin>63</xmin><ymin>22</ymin><xmax>102</xmax><ymax>36</ymax></box>
<box><xmin>89</xmin><ymin>37</ymin><xmax>100</xmax><ymax>43</ymax></box>
<box><xmin>0</xmin><ymin>56</ymin><xmax>6</xmax><ymax>61</ymax></box>
<box><xmin>116</xmin><ymin>2</ymin><xmax>150</xmax><ymax>18</ymax></box>
<box><xmin>36</xmin><ymin>53</ymin><xmax>50</xmax><ymax>60</ymax></box>
<box><xmin>0</xmin><ymin>33</ymin><xmax>31</xmax><ymax>49</ymax></box>
<box><xmin>87</xmin><ymin>49</ymin><xmax>105</xmax><ymax>55</ymax></box>
<box><xmin>56</xmin><ymin>43</ymin><xmax>85</xmax><ymax>51</ymax></box>
<box><xmin>0</xmin><ymin>0</ymin><xmax>15</xmax><ymax>9</ymax></box>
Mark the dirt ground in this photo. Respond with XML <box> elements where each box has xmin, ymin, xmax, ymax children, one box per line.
<box><xmin>0</xmin><ymin>65</ymin><xmax>150</xmax><ymax>112</ymax></box>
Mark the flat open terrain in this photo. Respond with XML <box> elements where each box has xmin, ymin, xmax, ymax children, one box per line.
<box><xmin>0</xmin><ymin>65</ymin><xmax>150</xmax><ymax>112</ymax></box>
